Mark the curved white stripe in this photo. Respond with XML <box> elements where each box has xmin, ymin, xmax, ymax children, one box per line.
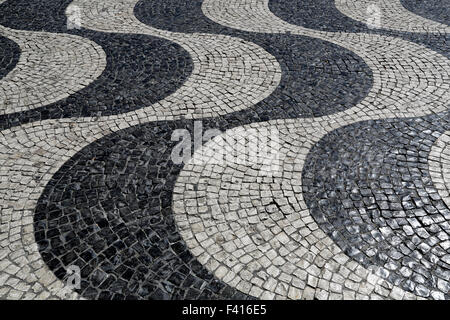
<box><xmin>201</xmin><ymin>0</ymin><xmax>450</xmax><ymax>121</ymax></box>
<box><xmin>172</xmin><ymin>120</ymin><xmax>422</xmax><ymax>300</ymax></box>
<box><xmin>0</xmin><ymin>119</ymin><xmax>113</xmax><ymax>299</ymax></box>
<box><xmin>148</xmin><ymin>34</ymin><xmax>281</xmax><ymax>119</ymax></box>
<box><xmin>0</xmin><ymin>115</ymin><xmax>157</xmax><ymax>299</ymax></box>
<box><xmin>335</xmin><ymin>0</ymin><xmax>450</xmax><ymax>33</ymax></box>
<box><xmin>69</xmin><ymin>0</ymin><xmax>155</xmax><ymax>34</ymax></box>
<box><xmin>67</xmin><ymin>0</ymin><xmax>282</xmax><ymax>119</ymax></box>
<box><xmin>0</xmin><ymin>26</ymin><xmax>107</xmax><ymax>115</ymax></box>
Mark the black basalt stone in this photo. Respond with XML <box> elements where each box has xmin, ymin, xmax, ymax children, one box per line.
<box><xmin>0</xmin><ymin>0</ymin><xmax>194</xmax><ymax>130</ymax></box>
<box><xmin>135</xmin><ymin>0</ymin><xmax>374</xmax><ymax>120</ymax></box>
<box><xmin>34</xmin><ymin>120</ymin><xmax>255</xmax><ymax>300</ymax></box>
<box><xmin>303</xmin><ymin>111</ymin><xmax>450</xmax><ymax>299</ymax></box>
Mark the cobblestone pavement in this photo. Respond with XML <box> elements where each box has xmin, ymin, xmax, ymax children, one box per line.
<box><xmin>0</xmin><ymin>0</ymin><xmax>448</xmax><ymax>300</ymax></box>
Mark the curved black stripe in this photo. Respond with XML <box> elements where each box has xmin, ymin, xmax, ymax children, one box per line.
<box><xmin>135</xmin><ymin>0</ymin><xmax>223</xmax><ymax>34</ymax></box>
<box><xmin>34</xmin><ymin>119</ymin><xmax>256</xmax><ymax>300</ymax></box>
<box><xmin>269</xmin><ymin>0</ymin><xmax>369</xmax><ymax>32</ymax></box>
<box><xmin>303</xmin><ymin>111</ymin><xmax>450</xmax><ymax>299</ymax></box>
<box><xmin>135</xmin><ymin>0</ymin><xmax>373</xmax><ymax>120</ymax></box>
<box><xmin>267</xmin><ymin>0</ymin><xmax>450</xmax><ymax>59</ymax></box>
<box><xmin>0</xmin><ymin>35</ymin><xmax>20</xmax><ymax>81</ymax></box>
<box><xmin>0</xmin><ymin>0</ymin><xmax>193</xmax><ymax>130</ymax></box>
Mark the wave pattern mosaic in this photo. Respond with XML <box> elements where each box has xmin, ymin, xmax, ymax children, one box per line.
<box><xmin>0</xmin><ymin>0</ymin><xmax>448</xmax><ymax>300</ymax></box>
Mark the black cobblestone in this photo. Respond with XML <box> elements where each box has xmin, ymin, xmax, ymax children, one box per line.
<box><xmin>303</xmin><ymin>111</ymin><xmax>450</xmax><ymax>299</ymax></box>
